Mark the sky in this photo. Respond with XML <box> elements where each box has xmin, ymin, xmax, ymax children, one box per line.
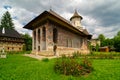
<box><xmin>0</xmin><ymin>0</ymin><xmax>120</xmax><ymax>38</ymax></box>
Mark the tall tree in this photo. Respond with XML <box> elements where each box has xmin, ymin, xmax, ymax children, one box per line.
<box><xmin>22</xmin><ymin>33</ymin><xmax>32</xmax><ymax>51</ymax></box>
<box><xmin>0</xmin><ymin>11</ymin><xmax>14</xmax><ymax>29</ymax></box>
<box><xmin>114</xmin><ymin>31</ymin><xmax>120</xmax><ymax>52</ymax></box>
<box><xmin>98</xmin><ymin>34</ymin><xmax>105</xmax><ymax>47</ymax></box>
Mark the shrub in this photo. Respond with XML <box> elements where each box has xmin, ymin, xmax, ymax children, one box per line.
<box><xmin>72</xmin><ymin>51</ymin><xmax>81</xmax><ymax>59</ymax></box>
<box><xmin>54</xmin><ymin>55</ymin><xmax>93</xmax><ymax>76</ymax></box>
<box><xmin>81</xmin><ymin>56</ymin><xmax>93</xmax><ymax>74</ymax></box>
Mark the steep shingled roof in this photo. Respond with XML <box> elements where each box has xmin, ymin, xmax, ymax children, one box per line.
<box><xmin>0</xmin><ymin>27</ymin><xmax>23</xmax><ymax>38</ymax></box>
<box><xmin>49</xmin><ymin>9</ymin><xmax>71</xmax><ymax>25</ymax></box>
<box><xmin>23</xmin><ymin>10</ymin><xmax>92</xmax><ymax>39</ymax></box>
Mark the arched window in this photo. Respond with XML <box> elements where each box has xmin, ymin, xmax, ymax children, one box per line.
<box><xmin>42</xmin><ymin>27</ymin><xmax>46</xmax><ymax>50</ymax></box>
<box><xmin>53</xmin><ymin>28</ymin><xmax>58</xmax><ymax>43</ymax></box>
<box><xmin>38</xmin><ymin>29</ymin><xmax>40</xmax><ymax>44</ymax></box>
<box><xmin>42</xmin><ymin>27</ymin><xmax>46</xmax><ymax>41</ymax></box>
<box><xmin>80</xmin><ymin>38</ymin><xmax>83</xmax><ymax>48</ymax></box>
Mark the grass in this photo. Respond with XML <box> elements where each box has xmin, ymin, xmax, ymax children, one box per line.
<box><xmin>0</xmin><ymin>54</ymin><xmax>120</xmax><ymax>80</ymax></box>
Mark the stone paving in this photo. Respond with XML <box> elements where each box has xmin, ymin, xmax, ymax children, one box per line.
<box><xmin>24</xmin><ymin>54</ymin><xmax>58</xmax><ymax>60</ymax></box>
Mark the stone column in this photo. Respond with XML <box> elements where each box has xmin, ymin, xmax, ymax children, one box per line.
<box><xmin>38</xmin><ymin>28</ymin><xmax>40</xmax><ymax>51</ymax></box>
<box><xmin>40</xmin><ymin>28</ymin><xmax>42</xmax><ymax>51</ymax></box>
<box><xmin>32</xmin><ymin>31</ymin><xmax>34</xmax><ymax>52</ymax></box>
<box><xmin>45</xmin><ymin>26</ymin><xmax>47</xmax><ymax>51</ymax></box>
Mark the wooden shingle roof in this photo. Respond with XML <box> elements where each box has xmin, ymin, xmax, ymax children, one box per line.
<box><xmin>23</xmin><ymin>10</ymin><xmax>92</xmax><ymax>39</ymax></box>
<box><xmin>0</xmin><ymin>27</ymin><xmax>23</xmax><ymax>38</ymax></box>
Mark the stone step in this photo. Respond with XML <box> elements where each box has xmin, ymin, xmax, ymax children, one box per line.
<box><xmin>38</xmin><ymin>51</ymin><xmax>54</xmax><ymax>57</ymax></box>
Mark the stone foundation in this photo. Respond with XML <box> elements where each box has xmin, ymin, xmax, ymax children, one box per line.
<box><xmin>32</xmin><ymin>46</ymin><xmax>90</xmax><ymax>57</ymax></box>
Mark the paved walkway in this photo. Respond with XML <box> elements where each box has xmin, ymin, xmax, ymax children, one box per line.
<box><xmin>24</xmin><ymin>54</ymin><xmax>58</xmax><ymax>60</ymax></box>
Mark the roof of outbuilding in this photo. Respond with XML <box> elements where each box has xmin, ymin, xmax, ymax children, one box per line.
<box><xmin>0</xmin><ymin>27</ymin><xmax>23</xmax><ymax>38</ymax></box>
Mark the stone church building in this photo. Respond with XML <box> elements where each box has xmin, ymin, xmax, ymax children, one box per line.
<box><xmin>24</xmin><ymin>10</ymin><xmax>92</xmax><ymax>56</ymax></box>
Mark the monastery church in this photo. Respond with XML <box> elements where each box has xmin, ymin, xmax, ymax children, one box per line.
<box><xmin>24</xmin><ymin>10</ymin><xmax>92</xmax><ymax>56</ymax></box>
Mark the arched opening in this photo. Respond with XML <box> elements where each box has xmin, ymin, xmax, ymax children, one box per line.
<box><xmin>53</xmin><ymin>28</ymin><xmax>58</xmax><ymax>55</ymax></box>
<box><xmin>53</xmin><ymin>28</ymin><xmax>58</xmax><ymax>43</ymax></box>
<box><xmin>38</xmin><ymin>29</ymin><xmax>40</xmax><ymax>44</ymax></box>
<box><xmin>42</xmin><ymin>27</ymin><xmax>46</xmax><ymax>50</ymax></box>
<box><xmin>42</xmin><ymin>27</ymin><xmax>46</xmax><ymax>41</ymax></box>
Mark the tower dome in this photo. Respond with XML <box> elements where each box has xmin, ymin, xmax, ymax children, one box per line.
<box><xmin>70</xmin><ymin>10</ymin><xmax>83</xmax><ymax>20</ymax></box>
<box><xmin>70</xmin><ymin>10</ymin><xmax>83</xmax><ymax>30</ymax></box>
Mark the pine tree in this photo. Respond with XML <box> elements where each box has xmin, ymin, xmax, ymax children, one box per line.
<box><xmin>0</xmin><ymin>11</ymin><xmax>14</xmax><ymax>29</ymax></box>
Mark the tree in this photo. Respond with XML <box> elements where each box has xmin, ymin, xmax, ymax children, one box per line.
<box><xmin>104</xmin><ymin>38</ymin><xmax>114</xmax><ymax>48</ymax></box>
<box><xmin>98</xmin><ymin>34</ymin><xmax>105</xmax><ymax>47</ymax></box>
<box><xmin>22</xmin><ymin>33</ymin><xmax>32</xmax><ymax>51</ymax></box>
<box><xmin>114</xmin><ymin>31</ymin><xmax>120</xmax><ymax>52</ymax></box>
<box><xmin>95</xmin><ymin>43</ymin><xmax>100</xmax><ymax>52</ymax></box>
<box><xmin>0</xmin><ymin>11</ymin><xmax>14</xmax><ymax>29</ymax></box>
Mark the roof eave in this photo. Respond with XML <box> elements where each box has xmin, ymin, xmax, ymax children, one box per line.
<box><xmin>23</xmin><ymin>11</ymin><xmax>48</xmax><ymax>30</ymax></box>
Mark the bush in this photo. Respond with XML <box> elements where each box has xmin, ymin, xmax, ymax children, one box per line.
<box><xmin>54</xmin><ymin>55</ymin><xmax>93</xmax><ymax>77</ymax></box>
<box><xmin>72</xmin><ymin>51</ymin><xmax>81</xmax><ymax>59</ymax></box>
<box><xmin>81</xmin><ymin>56</ymin><xmax>93</xmax><ymax>74</ymax></box>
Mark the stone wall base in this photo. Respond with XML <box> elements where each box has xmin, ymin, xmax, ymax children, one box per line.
<box><xmin>32</xmin><ymin>46</ymin><xmax>90</xmax><ymax>57</ymax></box>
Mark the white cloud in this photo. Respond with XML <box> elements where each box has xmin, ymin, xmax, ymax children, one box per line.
<box><xmin>13</xmin><ymin>18</ymin><xmax>32</xmax><ymax>36</ymax></box>
<box><xmin>0</xmin><ymin>0</ymin><xmax>120</xmax><ymax>39</ymax></box>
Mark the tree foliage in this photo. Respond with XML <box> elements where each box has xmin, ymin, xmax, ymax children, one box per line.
<box><xmin>97</xmin><ymin>31</ymin><xmax>120</xmax><ymax>52</ymax></box>
<box><xmin>0</xmin><ymin>11</ymin><xmax>14</xmax><ymax>29</ymax></box>
<box><xmin>98</xmin><ymin>34</ymin><xmax>105</xmax><ymax>47</ymax></box>
<box><xmin>22</xmin><ymin>33</ymin><xmax>32</xmax><ymax>51</ymax></box>
<box><xmin>98</xmin><ymin>34</ymin><xmax>105</xmax><ymax>41</ymax></box>
<box><xmin>114</xmin><ymin>31</ymin><xmax>120</xmax><ymax>52</ymax></box>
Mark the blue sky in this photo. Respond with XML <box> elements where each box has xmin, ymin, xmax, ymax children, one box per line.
<box><xmin>0</xmin><ymin>0</ymin><xmax>120</xmax><ymax>38</ymax></box>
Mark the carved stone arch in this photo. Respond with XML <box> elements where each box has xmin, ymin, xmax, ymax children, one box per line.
<box><xmin>42</xmin><ymin>26</ymin><xmax>46</xmax><ymax>50</ymax></box>
<box><xmin>53</xmin><ymin>28</ymin><xmax>58</xmax><ymax>55</ymax></box>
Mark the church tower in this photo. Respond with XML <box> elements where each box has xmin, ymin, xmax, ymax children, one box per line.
<box><xmin>70</xmin><ymin>10</ymin><xmax>83</xmax><ymax>30</ymax></box>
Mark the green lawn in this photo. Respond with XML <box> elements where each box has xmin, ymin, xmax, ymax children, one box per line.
<box><xmin>0</xmin><ymin>54</ymin><xmax>120</xmax><ymax>80</ymax></box>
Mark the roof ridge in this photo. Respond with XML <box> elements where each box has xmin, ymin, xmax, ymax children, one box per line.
<box><xmin>49</xmin><ymin>10</ymin><xmax>71</xmax><ymax>24</ymax></box>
